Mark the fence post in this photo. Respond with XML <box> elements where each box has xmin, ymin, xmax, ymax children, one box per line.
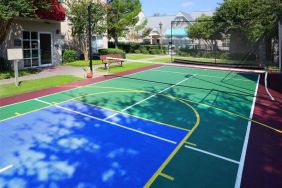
<box><xmin>279</xmin><ymin>17</ymin><xmax>282</xmax><ymax>72</ymax></box>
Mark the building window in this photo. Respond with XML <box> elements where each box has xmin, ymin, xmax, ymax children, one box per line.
<box><xmin>23</xmin><ymin>31</ymin><xmax>39</xmax><ymax>68</ymax></box>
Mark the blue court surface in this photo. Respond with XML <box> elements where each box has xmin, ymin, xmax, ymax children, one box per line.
<box><xmin>0</xmin><ymin>101</ymin><xmax>187</xmax><ymax>187</ymax></box>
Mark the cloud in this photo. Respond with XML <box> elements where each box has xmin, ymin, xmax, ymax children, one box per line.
<box><xmin>182</xmin><ymin>1</ymin><xmax>193</xmax><ymax>7</ymax></box>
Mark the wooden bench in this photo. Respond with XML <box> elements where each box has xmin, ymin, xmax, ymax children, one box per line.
<box><xmin>100</xmin><ymin>54</ymin><xmax>124</xmax><ymax>69</ymax></box>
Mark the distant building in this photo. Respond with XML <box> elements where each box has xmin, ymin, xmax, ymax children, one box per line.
<box><xmin>60</xmin><ymin>0</ymin><xmax>108</xmax><ymax>54</ymax></box>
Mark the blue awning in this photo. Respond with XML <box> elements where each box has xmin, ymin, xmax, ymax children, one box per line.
<box><xmin>164</xmin><ymin>28</ymin><xmax>188</xmax><ymax>38</ymax></box>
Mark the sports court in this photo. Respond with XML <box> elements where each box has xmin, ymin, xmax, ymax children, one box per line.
<box><xmin>0</xmin><ymin>64</ymin><xmax>279</xmax><ymax>187</ymax></box>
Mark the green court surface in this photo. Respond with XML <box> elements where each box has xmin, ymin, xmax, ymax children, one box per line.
<box><xmin>0</xmin><ymin>65</ymin><xmax>259</xmax><ymax>187</ymax></box>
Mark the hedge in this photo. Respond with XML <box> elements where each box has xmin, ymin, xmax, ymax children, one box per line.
<box><xmin>108</xmin><ymin>42</ymin><xmax>167</xmax><ymax>54</ymax></box>
<box><xmin>0</xmin><ymin>57</ymin><xmax>11</xmax><ymax>71</ymax></box>
<box><xmin>63</xmin><ymin>50</ymin><xmax>78</xmax><ymax>63</ymax></box>
<box><xmin>176</xmin><ymin>48</ymin><xmax>256</xmax><ymax>61</ymax></box>
<box><xmin>99</xmin><ymin>48</ymin><xmax>126</xmax><ymax>58</ymax></box>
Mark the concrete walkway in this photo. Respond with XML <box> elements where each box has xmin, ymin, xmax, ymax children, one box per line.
<box><xmin>0</xmin><ymin>65</ymin><xmax>108</xmax><ymax>85</ymax></box>
<box><xmin>0</xmin><ymin>55</ymin><xmax>170</xmax><ymax>85</ymax></box>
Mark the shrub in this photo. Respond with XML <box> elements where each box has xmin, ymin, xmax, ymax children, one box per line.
<box><xmin>63</xmin><ymin>50</ymin><xmax>78</xmax><ymax>63</ymax></box>
<box><xmin>134</xmin><ymin>50</ymin><xmax>141</xmax><ymax>54</ymax></box>
<box><xmin>0</xmin><ymin>57</ymin><xmax>11</xmax><ymax>71</ymax></box>
<box><xmin>99</xmin><ymin>48</ymin><xmax>126</xmax><ymax>58</ymax></box>
<box><xmin>149</xmin><ymin>49</ymin><xmax>161</xmax><ymax>54</ymax></box>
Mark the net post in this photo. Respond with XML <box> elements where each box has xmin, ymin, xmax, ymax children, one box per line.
<box><xmin>14</xmin><ymin>60</ymin><xmax>19</xmax><ymax>86</ymax></box>
<box><xmin>279</xmin><ymin>17</ymin><xmax>282</xmax><ymax>72</ymax></box>
<box><xmin>170</xmin><ymin>21</ymin><xmax>173</xmax><ymax>62</ymax></box>
<box><xmin>88</xmin><ymin>3</ymin><xmax>93</xmax><ymax>74</ymax></box>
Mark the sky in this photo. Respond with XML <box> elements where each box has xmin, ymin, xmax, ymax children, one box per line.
<box><xmin>140</xmin><ymin>0</ymin><xmax>223</xmax><ymax>16</ymax></box>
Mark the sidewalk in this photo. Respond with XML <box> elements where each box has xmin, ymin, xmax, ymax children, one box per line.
<box><xmin>0</xmin><ymin>55</ymin><xmax>170</xmax><ymax>85</ymax></box>
<box><xmin>0</xmin><ymin>65</ymin><xmax>108</xmax><ymax>85</ymax></box>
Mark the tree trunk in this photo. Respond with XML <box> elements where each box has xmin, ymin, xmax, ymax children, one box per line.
<box><xmin>84</xmin><ymin>49</ymin><xmax>89</xmax><ymax>62</ymax></box>
<box><xmin>81</xmin><ymin>36</ymin><xmax>89</xmax><ymax>62</ymax></box>
<box><xmin>114</xmin><ymin>34</ymin><xmax>118</xmax><ymax>49</ymax></box>
<box><xmin>256</xmin><ymin>38</ymin><xmax>267</xmax><ymax>67</ymax></box>
<box><xmin>265</xmin><ymin>37</ymin><xmax>272</xmax><ymax>65</ymax></box>
<box><xmin>0</xmin><ymin>20</ymin><xmax>12</xmax><ymax>46</ymax></box>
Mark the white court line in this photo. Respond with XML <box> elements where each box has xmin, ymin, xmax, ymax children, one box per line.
<box><xmin>0</xmin><ymin>165</ymin><xmax>13</xmax><ymax>173</ymax></box>
<box><xmin>0</xmin><ymin>66</ymin><xmax>164</xmax><ymax>109</ymax></box>
<box><xmin>151</xmin><ymin>69</ymin><xmax>255</xmax><ymax>82</ymax></box>
<box><xmin>185</xmin><ymin>145</ymin><xmax>240</xmax><ymax>164</ymax></box>
<box><xmin>35</xmin><ymin>99</ymin><xmax>177</xmax><ymax>145</ymax></box>
<box><xmin>235</xmin><ymin>74</ymin><xmax>260</xmax><ymax>188</ymax></box>
<box><xmin>103</xmin><ymin>77</ymin><xmax>192</xmax><ymax>120</ymax></box>
<box><xmin>264</xmin><ymin>72</ymin><xmax>275</xmax><ymax>101</ymax></box>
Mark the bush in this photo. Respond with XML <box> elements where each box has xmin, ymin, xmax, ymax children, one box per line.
<box><xmin>99</xmin><ymin>48</ymin><xmax>125</xmax><ymax>58</ymax></box>
<box><xmin>0</xmin><ymin>57</ymin><xmax>11</xmax><ymax>71</ymax></box>
<box><xmin>149</xmin><ymin>49</ymin><xmax>162</xmax><ymax>54</ymax></box>
<box><xmin>108</xmin><ymin>42</ymin><xmax>166</xmax><ymax>54</ymax></box>
<box><xmin>63</xmin><ymin>50</ymin><xmax>78</xmax><ymax>63</ymax></box>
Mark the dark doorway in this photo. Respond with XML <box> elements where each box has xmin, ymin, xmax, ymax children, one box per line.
<box><xmin>40</xmin><ymin>33</ymin><xmax>52</xmax><ymax>65</ymax></box>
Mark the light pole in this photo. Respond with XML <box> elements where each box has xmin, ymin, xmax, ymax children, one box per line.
<box><xmin>88</xmin><ymin>3</ymin><xmax>93</xmax><ymax>74</ymax></box>
<box><xmin>159</xmin><ymin>22</ymin><xmax>163</xmax><ymax>54</ymax></box>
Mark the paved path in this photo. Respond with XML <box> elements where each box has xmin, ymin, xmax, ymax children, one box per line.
<box><xmin>0</xmin><ymin>65</ymin><xmax>108</xmax><ymax>85</ymax></box>
<box><xmin>0</xmin><ymin>55</ymin><xmax>170</xmax><ymax>85</ymax></box>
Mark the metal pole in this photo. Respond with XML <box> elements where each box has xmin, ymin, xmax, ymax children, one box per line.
<box><xmin>279</xmin><ymin>18</ymin><xmax>282</xmax><ymax>72</ymax></box>
<box><xmin>88</xmin><ymin>3</ymin><xmax>93</xmax><ymax>73</ymax></box>
<box><xmin>170</xmin><ymin>21</ymin><xmax>173</xmax><ymax>62</ymax></box>
<box><xmin>14</xmin><ymin>60</ymin><xmax>19</xmax><ymax>86</ymax></box>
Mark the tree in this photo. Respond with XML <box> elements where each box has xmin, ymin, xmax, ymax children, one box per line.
<box><xmin>187</xmin><ymin>15</ymin><xmax>220</xmax><ymax>50</ymax></box>
<box><xmin>128</xmin><ymin>18</ymin><xmax>147</xmax><ymax>42</ymax></box>
<box><xmin>0</xmin><ymin>0</ymin><xmax>51</xmax><ymax>45</ymax></box>
<box><xmin>65</xmin><ymin>0</ymin><xmax>107</xmax><ymax>61</ymax></box>
<box><xmin>107</xmin><ymin>0</ymin><xmax>141</xmax><ymax>48</ymax></box>
<box><xmin>142</xmin><ymin>27</ymin><xmax>152</xmax><ymax>38</ymax></box>
<box><xmin>214</xmin><ymin>0</ymin><xmax>282</xmax><ymax>41</ymax></box>
<box><xmin>213</xmin><ymin>0</ymin><xmax>282</xmax><ymax>64</ymax></box>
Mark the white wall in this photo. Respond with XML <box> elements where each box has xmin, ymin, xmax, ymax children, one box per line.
<box><xmin>2</xmin><ymin>18</ymin><xmax>62</xmax><ymax>69</ymax></box>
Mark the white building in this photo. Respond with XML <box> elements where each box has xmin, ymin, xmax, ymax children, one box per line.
<box><xmin>0</xmin><ymin>0</ymin><xmax>66</xmax><ymax>69</ymax></box>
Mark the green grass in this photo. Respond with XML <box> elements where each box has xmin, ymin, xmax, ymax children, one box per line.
<box><xmin>174</xmin><ymin>56</ymin><xmax>256</xmax><ymax>65</ymax></box>
<box><xmin>97</xmin><ymin>62</ymin><xmax>153</xmax><ymax>74</ymax></box>
<box><xmin>126</xmin><ymin>54</ymin><xmax>155</xmax><ymax>60</ymax></box>
<box><xmin>0</xmin><ymin>69</ymin><xmax>41</xmax><ymax>80</ymax></box>
<box><xmin>64</xmin><ymin>60</ymin><xmax>102</xmax><ymax>67</ymax></box>
<box><xmin>0</xmin><ymin>75</ymin><xmax>83</xmax><ymax>98</ymax></box>
<box><xmin>151</xmin><ymin>58</ymin><xmax>172</xmax><ymax>63</ymax></box>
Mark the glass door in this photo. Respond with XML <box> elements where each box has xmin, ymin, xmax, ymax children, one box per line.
<box><xmin>39</xmin><ymin>33</ymin><xmax>52</xmax><ymax>66</ymax></box>
<box><xmin>23</xmin><ymin>31</ymin><xmax>39</xmax><ymax>68</ymax></box>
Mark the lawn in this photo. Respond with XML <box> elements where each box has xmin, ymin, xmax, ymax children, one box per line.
<box><xmin>151</xmin><ymin>57</ymin><xmax>172</xmax><ymax>63</ymax></box>
<box><xmin>0</xmin><ymin>75</ymin><xmax>83</xmax><ymax>98</ymax></box>
<box><xmin>97</xmin><ymin>62</ymin><xmax>153</xmax><ymax>74</ymax></box>
<box><xmin>64</xmin><ymin>60</ymin><xmax>102</xmax><ymax>67</ymax></box>
<box><xmin>126</xmin><ymin>54</ymin><xmax>155</xmax><ymax>60</ymax></box>
<box><xmin>0</xmin><ymin>69</ymin><xmax>41</xmax><ymax>80</ymax></box>
<box><xmin>174</xmin><ymin>56</ymin><xmax>256</xmax><ymax>64</ymax></box>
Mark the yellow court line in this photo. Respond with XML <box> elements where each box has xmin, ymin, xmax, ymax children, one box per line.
<box><xmin>178</xmin><ymin>98</ymin><xmax>282</xmax><ymax>134</ymax></box>
<box><xmin>185</xmin><ymin>141</ymin><xmax>197</xmax><ymax>147</ymax></box>
<box><xmin>72</xmin><ymin>100</ymin><xmax>189</xmax><ymax>132</ymax></box>
<box><xmin>144</xmin><ymin>98</ymin><xmax>201</xmax><ymax>188</ymax></box>
<box><xmin>0</xmin><ymin>105</ymin><xmax>52</xmax><ymax>123</ymax></box>
<box><xmin>159</xmin><ymin>172</ymin><xmax>175</xmax><ymax>181</ymax></box>
<box><xmin>89</xmin><ymin>85</ymin><xmax>282</xmax><ymax>134</ymax></box>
